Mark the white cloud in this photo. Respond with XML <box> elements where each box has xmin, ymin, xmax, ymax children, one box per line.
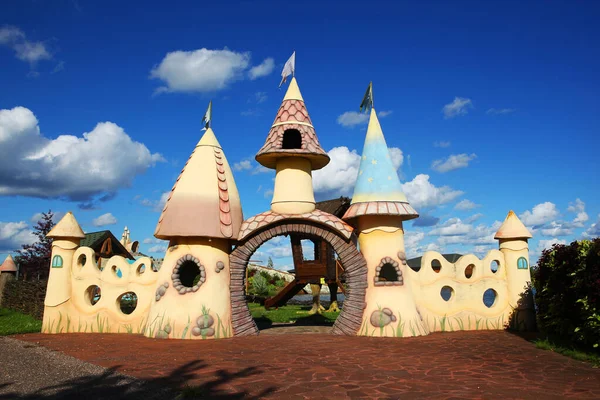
<box><xmin>567</xmin><ymin>198</ymin><xmax>589</xmax><ymax>228</ymax></box>
<box><xmin>264</xmin><ymin>189</ymin><xmax>273</xmax><ymax>199</ymax></box>
<box><xmin>0</xmin><ymin>26</ymin><xmax>51</xmax><ymax>65</ymax></box>
<box><xmin>30</xmin><ymin>211</ymin><xmax>65</xmax><ymax>224</ymax></box>
<box><xmin>486</xmin><ymin>108</ymin><xmax>516</xmax><ymax>115</ymax></box>
<box><xmin>583</xmin><ymin>214</ymin><xmax>600</xmax><ymax>238</ymax></box>
<box><xmin>466</xmin><ymin>213</ymin><xmax>484</xmax><ymax>223</ymax></box>
<box><xmin>248</xmin><ymin>58</ymin><xmax>274</xmax><ymax>80</ymax></box>
<box><xmin>442</xmin><ymin>97</ymin><xmax>473</xmax><ymax>119</ymax></box>
<box><xmin>140</xmin><ymin>192</ymin><xmax>169</xmax><ymax>212</ymax></box>
<box><xmin>267</xmin><ymin>246</ymin><xmax>292</xmax><ymax>258</ymax></box>
<box><xmin>429</xmin><ymin>218</ymin><xmax>472</xmax><ymax>236</ymax></box>
<box><xmin>233</xmin><ymin>160</ymin><xmax>252</xmax><ymax>171</ymax></box>
<box><xmin>313</xmin><ymin>147</ymin><xmax>361</xmax><ymax>195</ymax></box>
<box><xmin>143</xmin><ymin>238</ymin><xmax>163</xmax><ymax>244</ymax></box>
<box><xmin>536</xmin><ymin>238</ymin><xmax>567</xmax><ymax>254</ymax></box>
<box><xmin>433</xmin><ymin>141</ymin><xmax>451</xmax><ymax>148</ymax></box>
<box><xmin>431</xmin><ymin>153</ymin><xmax>477</xmax><ymax>173</ymax></box>
<box><xmin>0</xmin><ymin>220</ymin><xmax>35</xmax><ymax>252</ymax></box>
<box><xmin>0</xmin><ymin>106</ymin><xmax>164</xmax><ymax>202</ymax></box>
<box><xmin>435</xmin><ymin>220</ymin><xmax>502</xmax><ymax>247</ymax></box>
<box><xmin>454</xmin><ymin>199</ymin><xmax>479</xmax><ymax>211</ymax></box>
<box><xmin>404</xmin><ymin>231</ymin><xmax>425</xmax><ymax>258</ymax></box>
<box><xmin>313</xmin><ymin>146</ymin><xmax>403</xmax><ymax>196</ymax></box>
<box><xmin>148</xmin><ymin>244</ymin><xmax>168</xmax><ymax>253</ymax></box>
<box><xmin>388</xmin><ymin>148</ymin><xmax>404</xmax><ymax>170</ymax></box>
<box><xmin>233</xmin><ymin>158</ymin><xmax>271</xmax><ymax>174</ymax></box>
<box><xmin>336</xmin><ymin>110</ymin><xmax>392</xmax><ymax>127</ymax></box>
<box><xmin>540</xmin><ymin>221</ymin><xmax>573</xmax><ymax>237</ymax></box>
<box><xmin>519</xmin><ymin>202</ymin><xmax>560</xmax><ymax>227</ymax></box>
<box><xmin>253</xmin><ymin>91</ymin><xmax>268</xmax><ymax>104</ymax></box>
<box><xmin>150</xmin><ymin>48</ymin><xmax>251</xmax><ymax>93</ymax></box>
<box><xmin>401</xmin><ymin>174</ymin><xmax>463</xmax><ymax>210</ymax></box>
<box><xmin>93</xmin><ymin>213</ymin><xmax>117</xmax><ymax>227</ymax></box>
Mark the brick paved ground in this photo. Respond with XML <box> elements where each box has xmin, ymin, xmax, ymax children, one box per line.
<box><xmin>13</xmin><ymin>330</ymin><xmax>600</xmax><ymax>399</ymax></box>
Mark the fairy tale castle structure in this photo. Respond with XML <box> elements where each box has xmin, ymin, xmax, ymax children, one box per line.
<box><xmin>41</xmin><ymin>77</ymin><xmax>536</xmax><ymax>338</ymax></box>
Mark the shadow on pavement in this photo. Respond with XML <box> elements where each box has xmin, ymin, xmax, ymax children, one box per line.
<box><xmin>0</xmin><ymin>359</ymin><xmax>276</xmax><ymax>400</ymax></box>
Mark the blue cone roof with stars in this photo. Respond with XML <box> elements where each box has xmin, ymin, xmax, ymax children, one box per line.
<box><xmin>343</xmin><ymin>108</ymin><xmax>418</xmax><ymax>222</ymax></box>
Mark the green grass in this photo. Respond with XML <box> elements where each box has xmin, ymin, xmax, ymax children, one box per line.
<box><xmin>248</xmin><ymin>302</ymin><xmax>339</xmax><ymax>324</ymax></box>
<box><xmin>0</xmin><ymin>308</ymin><xmax>42</xmax><ymax>335</ymax></box>
<box><xmin>534</xmin><ymin>338</ymin><xmax>600</xmax><ymax>367</ymax></box>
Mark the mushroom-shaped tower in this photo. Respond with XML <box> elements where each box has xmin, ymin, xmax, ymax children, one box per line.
<box><xmin>145</xmin><ymin>124</ymin><xmax>243</xmax><ymax>340</ymax></box>
<box><xmin>43</xmin><ymin>211</ymin><xmax>85</xmax><ymax>332</ymax></box>
<box><xmin>495</xmin><ymin>210</ymin><xmax>535</xmax><ymax>330</ymax></box>
<box><xmin>256</xmin><ymin>77</ymin><xmax>329</xmax><ymax>214</ymax></box>
<box><xmin>343</xmin><ymin>100</ymin><xmax>425</xmax><ymax>337</ymax></box>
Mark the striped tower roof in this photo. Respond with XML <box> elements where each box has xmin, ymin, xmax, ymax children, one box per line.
<box><xmin>255</xmin><ymin>77</ymin><xmax>330</xmax><ymax>170</ymax></box>
<box><xmin>343</xmin><ymin>108</ymin><xmax>418</xmax><ymax>223</ymax></box>
<box><xmin>154</xmin><ymin>128</ymin><xmax>243</xmax><ymax>240</ymax></box>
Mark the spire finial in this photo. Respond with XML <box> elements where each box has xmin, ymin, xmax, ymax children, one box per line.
<box><xmin>201</xmin><ymin>101</ymin><xmax>212</xmax><ymax>131</ymax></box>
<box><xmin>360</xmin><ymin>81</ymin><xmax>374</xmax><ymax>113</ymax></box>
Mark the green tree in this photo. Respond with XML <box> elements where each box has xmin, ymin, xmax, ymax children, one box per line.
<box><xmin>267</xmin><ymin>256</ymin><xmax>274</xmax><ymax>269</ymax></box>
<box><xmin>14</xmin><ymin>210</ymin><xmax>55</xmax><ymax>281</ymax></box>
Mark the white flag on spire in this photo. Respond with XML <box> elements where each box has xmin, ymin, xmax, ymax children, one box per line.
<box><xmin>279</xmin><ymin>51</ymin><xmax>296</xmax><ymax>88</ymax></box>
<box><xmin>201</xmin><ymin>101</ymin><xmax>212</xmax><ymax>131</ymax></box>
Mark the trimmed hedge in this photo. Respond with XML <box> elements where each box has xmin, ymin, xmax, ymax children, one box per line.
<box><xmin>1</xmin><ymin>279</ymin><xmax>47</xmax><ymax>320</ymax></box>
<box><xmin>533</xmin><ymin>238</ymin><xmax>600</xmax><ymax>351</ymax></box>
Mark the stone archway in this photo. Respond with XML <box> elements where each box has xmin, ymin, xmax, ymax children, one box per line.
<box><xmin>229</xmin><ymin>221</ymin><xmax>367</xmax><ymax>336</ymax></box>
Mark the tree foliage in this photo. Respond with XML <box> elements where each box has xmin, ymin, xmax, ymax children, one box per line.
<box><xmin>14</xmin><ymin>210</ymin><xmax>55</xmax><ymax>280</ymax></box>
<box><xmin>267</xmin><ymin>256</ymin><xmax>274</xmax><ymax>269</ymax></box>
<box><xmin>533</xmin><ymin>238</ymin><xmax>600</xmax><ymax>351</ymax></box>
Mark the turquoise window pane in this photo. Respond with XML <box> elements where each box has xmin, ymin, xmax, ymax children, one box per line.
<box><xmin>52</xmin><ymin>255</ymin><xmax>63</xmax><ymax>268</ymax></box>
<box><xmin>517</xmin><ymin>257</ymin><xmax>528</xmax><ymax>269</ymax></box>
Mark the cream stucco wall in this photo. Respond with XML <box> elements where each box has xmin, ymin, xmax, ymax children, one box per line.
<box><xmin>143</xmin><ymin>238</ymin><xmax>233</xmax><ymax>340</ymax></box>
<box><xmin>42</xmin><ymin>244</ymin><xmax>158</xmax><ymax>334</ymax></box>
<box><xmin>355</xmin><ymin>215</ymin><xmax>428</xmax><ymax>337</ymax></box>
<box><xmin>271</xmin><ymin>157</ymin><xmax>315</xmax><ymax>214</ymax></box>
<box><xmin>407</xmin><ymin>248</ymin><xmax>528</xmax><ymax>333</ymax></box>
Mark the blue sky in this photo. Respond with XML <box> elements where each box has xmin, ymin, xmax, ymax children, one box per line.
<box><xmin>1</xmin><ymin>0</ymin><xmax>599</xmax><ymax>270</ymax></box>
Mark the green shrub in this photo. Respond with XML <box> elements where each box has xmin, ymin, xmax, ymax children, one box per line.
<box><xmin>251</xmin><ymin>275</ymin><xmax>271</xmax><ymax>297</ymax></box>
<box><xmin>533</xmin><ymin>238</ymin><xmax>600</xmax><ymax>351</ymax></box>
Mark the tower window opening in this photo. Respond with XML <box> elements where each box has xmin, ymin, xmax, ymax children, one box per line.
<box><xmin>282</xmin><ymin>129</ymin><xmax>302</xmax><ymax>149</ymax></box>
<box><xmin>374</xmin><ymin>257</ymin><xmax>403</xmax><ymax>286</ymax></box>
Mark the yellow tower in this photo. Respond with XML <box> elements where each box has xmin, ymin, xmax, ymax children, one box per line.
<box><xmin>255</xmin><ymin>77</ymin><xmax>330</xmax><ymax>214</ymax></box>
<box><xmin>494</xmin><ymin>210</ymin><xmax>535</xmax><ymax>330</ymax></box>
<box><xmin>146</xmin><ymin>121</ymin><xmax>243</xmax><ymax>339</ymax></box>
<box><xmin>43</xmin><ymin>211</ymin><xmax>85</xmax><ymax>332</ymax></box>
<box><xmin>343</xmin><ymin>94</ymin><xmax>423</xmax><ymax>337</ymax></box>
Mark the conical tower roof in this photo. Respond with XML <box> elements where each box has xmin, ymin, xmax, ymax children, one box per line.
<box><xmin>155</xmin><ymin>128</ymin><xmax>243</xmax><ymax>240</ymax></box>
<box><xmin>255</xmin><ymin>77</ymin><xmax>330</xmax><ymax>170</ymax></box>
<box><xmin>343</xmin><ymin>109</ymin><xmax>418</xmax><ymax>222</ymax></box>
<box><xmin>0</xmin><ymin>255</ymin><xmax>17</xmax><ymax>272</ymax></box>
<box><xmin>47</xmin><ymin>212</ymin><xmax>85</xmax><ymax>239</ymax></box>
<box><xmin>494</xmin><ymin>210</ymin><xmax>532</xmax><ymax>240</ymax></box>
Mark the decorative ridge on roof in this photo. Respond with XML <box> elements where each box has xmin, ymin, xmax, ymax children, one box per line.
<box><xmin>154</xmin><ymin>128</ymin><xmax>243</xmax><ymax>240</ymax></box>
<box><xmin>255</xmin><ymin>78</ymin><xmax>329</xmax><ymax>170</ymax></box>
<box><xmin>238</xmin><ymin>209</ymin><xmax>354</xmax><ymax>242</ymax></box>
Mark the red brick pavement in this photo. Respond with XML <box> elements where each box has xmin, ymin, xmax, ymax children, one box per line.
<box><xmin>14</xmin><ymin>330</ymin><xmax>600</xmax><ymax>399</ymax></box>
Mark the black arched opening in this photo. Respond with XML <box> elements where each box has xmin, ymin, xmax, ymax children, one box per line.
<box><xmin>282</xmin><ymin>129</ymin><xmax>302</xmax><ymax>149</ymax></box>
